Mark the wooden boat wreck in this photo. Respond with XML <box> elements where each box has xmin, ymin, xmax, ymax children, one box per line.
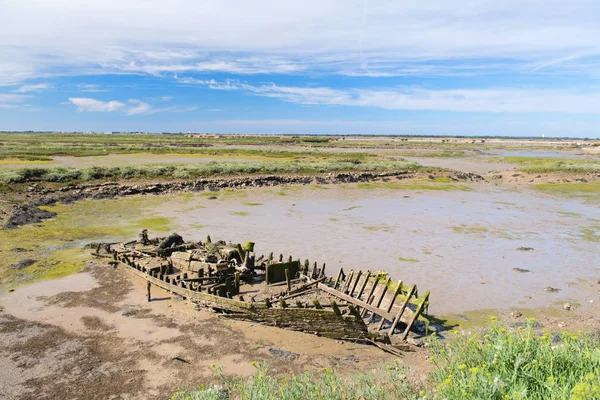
<box><xmin>93</xmin><ymin>230</ymin><xmax>432</xmax><ymax>352</ymax></box>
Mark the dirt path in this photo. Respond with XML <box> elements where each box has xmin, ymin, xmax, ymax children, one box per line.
<box><xmin>1</xmin><ymin>260</ymin><xmax>428</xmax><ymax>400</ymax></box>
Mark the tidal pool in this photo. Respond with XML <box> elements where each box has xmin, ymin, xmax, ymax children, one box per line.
<box><xmin>4</xmin><ymin>182</ymin><xmax>599</xmax><ymax>315</ymax></box>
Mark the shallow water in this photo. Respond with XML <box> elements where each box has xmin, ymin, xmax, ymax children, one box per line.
<box><xmin>8</xmin><ymin>183</ymin><xmax>599</xmax><ymax>315</ymax></box>
<box><xmin>151</xmin><ymin>184</ymin><xmax>599</xmax><ymax>314</ymax></box>
<box><xmin>501</xmin><ymin>152</ymin><xmax>584</xmax><ymax>158</ymax></box>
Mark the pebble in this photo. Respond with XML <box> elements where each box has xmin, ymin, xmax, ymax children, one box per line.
<box><xmin>563</xmin><ymin>302</ymin><xmax>573</xmax><ymax>311</ymax></box>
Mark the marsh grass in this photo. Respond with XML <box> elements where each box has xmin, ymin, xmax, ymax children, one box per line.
<box><xmin>0</xmin><ymin>160</ymin><xmax>422</xmax><ymax>184</ymax></box>
<box><xmin>174</xmin><ymin>320</ymin><xmax>600</xmax><ymax>400</ymax></box>
<box><xmin>496</xmin><ymin>157</ymin><xmax>600</xmax><ymax>174</ymax></box>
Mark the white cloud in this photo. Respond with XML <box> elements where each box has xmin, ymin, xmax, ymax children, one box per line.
<box><xmin>67</xmin><ymin>97</ymin><xmax>196</xmax><ymax>115</ymax></box>
<box><xmin>181</xmin><ymin>79</ymin><xmax>600</xmax><ymax>114</ymax></box>
<box><xmin>13</xmin><ymin>83</ymin><xmax>51</xmax><ymax>93</ymax></box>
<box><xmin>2</xmin><ymin>0</ymin><xmax>600</xmax><ymax>83</ymax></box>
<box><xmin>68</xmin><ymin>98</ymin><xmax>125</xmax><ymax>112</ymax></box>
<box><xmin>126</xmin><ymin>99</ymin><xmax>152</xmax><ymax>115</ymax></box>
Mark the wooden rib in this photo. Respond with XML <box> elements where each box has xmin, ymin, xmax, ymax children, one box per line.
<box><xmin>388</xmin><ymin>285</ymin><xmax>416</xmax><ymax>336</ymax></box>
<box><xmin>360</xmin><ymin>276</ymin><xmax>381</xmax><ymax>317</ymax></box>
<box><xmin>341</xmin><ymin>270</ymin><xmax>354</xmax><ymax>294</ymax></box>
<box><xmin>368</xmin><ymin>277</ymin><xmax>391</xmax><ymax>323</ymax></box>
<box><xmin>348</xmin><ymin>270</ymin><xmax>363</xmax><ymax>297</ymax></box>
<box><xmin>401</xmin><ymin>290</ymin><xmax>430</xmax><ymax>340</ymax></box>
<box><xmin>355</xmin><ymin>271</ymin><xmax>371</xmax><ymax>300</ymax></box>
<box><xmin>333</xmin><ymin>268</ymin><xmax>344</xmax><ymax>289</ymax></box>
<box><xmin>377</xmin><ymin>280</ymin><xmax>402</xmax><ymax>331</ymax></box>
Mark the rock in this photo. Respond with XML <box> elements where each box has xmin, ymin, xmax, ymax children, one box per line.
<box><xmin>512</xmin><ymin>268</ymin><xmax>531</xmax><ymax>273</ymax></box>
<box><xmin>544</xmin><ymin>287</ymin><xmax>561</xmax><ymax>293</ymax></box>
<box><xmin>511</xmin><ymin>310</ymin><xmax>523</xmax><ymax>318</ymax></box>
<box><xmin>563</xmin><ymin>302</ymin><xmax>573</xmax><ymax>310</ymax></box>
<box><xmin>512</xmin><ymin>173</ymin><xmax>521</xmax><ymax>177</ymax></box>
<box><xmin>517</xmin><ymin>247</ymin><xmax>534</xmax><ymax>251</ymax></box>
<box><xmin>207</xmin><ymin>196</ymin><xmax>218</xmax><ymax>200</ymax></box>
<box><xmin>10</xmin><ymin>247</ymin><xmax>29</xmax><ymax>252</ymax></box>
<box><xmin>491</xmin><ymin>174</ymin><xmax>503</xmax><ymax>180</ymax></box>
<box><xmin>3</xmin><ymin>205</ymin><xmax>57</xmax><ymax>229</ymax></box>
<box><xmin>345</xmin><ymin>355</ymin><xmax>358</xmax><ymax>362</ymax></box>
<box><xmin>268</xmin><ymin>347</ymin><xmax>299</xmax><ymax>361</ymax></box>
<box><xmin>406</xmin><ymin>337</ymin><xmax>425</xmax><ymax>347</ymax></box>
<box><xmin>9</xmin><ymin>259</ymin><xmax>37</xmax><ymax>269</ymax></box>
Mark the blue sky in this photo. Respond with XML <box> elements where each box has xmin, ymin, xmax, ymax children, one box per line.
<box><xmin>1</xmin><ymin>0</ymin><xmax>600</xmax><ymax>137</ymax></box>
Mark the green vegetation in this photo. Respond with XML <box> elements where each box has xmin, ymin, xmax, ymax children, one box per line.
<box><xmin>494</xmin><ymin>157</ymin><xmax>600</xmax><ymax>174</ymax></box>
<box><xmin>452</xmin><ymin>224</ymin><xmax>489</xmax><ymax>235</ymax></box>
<box><xmin>242</xmin><ymin>202</ymin><xmax>264</xmax><ymax>207</ymax></box>
<box><xmin>229</xmin><ymin>211</ymin><xmax>249</xmax><ymax>217</ymax></box>
<box><xmin>532</xmin><ymin>182</ymin><xmax>600</xmax><ymax>205</ymax></box>
<box><xmin>398</xmin><ymin>257</ymin><xmax>420</xmax><ymax>263</ymax></box>
<box><xmin>0</xmin><ymin>160</ymin><xmax>423</xmax><ymax>185</ymax></box>
<box><xmin>173</xmin><ymin>320</ymin><xmax>600</xmax><ymax>400</ymax></box>
<box><xmin>355</xmin><ymin>181</ymin><xmax>473</xmax><ymax>191</ymax></box>
<box><xmin>0</xmin><ymin>197</ymin><xmax>172</xmax><ymax>287</ymax></box>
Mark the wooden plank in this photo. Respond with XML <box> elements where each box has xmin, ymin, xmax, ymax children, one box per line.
<box><xmin>377</xmin><ymin>280</ymin><xmax>402</xmax><ymax>331</ymax></box>
<box><xmin>316</xmin><ymin>283</ymin><xmax>394</xmax><ymax>321</ymax></box>
<box><xmin>401</xmin><ymin>290</ymin><xmax>430</xmax><ymax>340</ymax></box>
<box><xmin>348</xmin><ymin>270</ymin><xmax>362</xmax><ymax>297</ymax></box>
<box><xmin>388</xmin><ymin>284</ymin><xmax>416</xmax><ymax>336</ymax></box>
<box><xmin>333</xmin><ymin>268</ymin><xmax>344</xmax><ymax>289</ymax></box>
<box><xmin>355</xmin><ymin>271</ymin><xmax>371</xmax><ymax>301</ymax></box>
<box><xmin>341</xmin><ymin>269</ymin><xmax>354</xmax><ymax>294</ymax></box>
<box><xmin>368</xmin><ymin>277</ymin><xmax>391</xmax><ymax>323</ymax></box>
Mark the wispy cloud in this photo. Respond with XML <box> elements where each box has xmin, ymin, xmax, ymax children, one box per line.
<box><xmin>76</xmin><ymin>84</ymin><xmax>109</xmax><ymax>93</ymax></box>
<box><xmin>181</xmin><ymin>79</ymin><xmax>600</xmax><ymax>114</ymax></box>
<box><xmin>2</xmin><ymin>1</ymin><xmax>600</xmax><ymax>83</ymax></box>
<box><xmin>13</xmin><ymin>83</ymin><xmax>51</xmax><ymax>93</ymax></box>
<box><xmin>0</xmin><ymin>94</ymin><xmax>30</xmax><ymax>109</ymax></box>
<box><xmin>125</xmin><ymin>99</ymin><xmax>152</xmax><ymax>115</ymax></box>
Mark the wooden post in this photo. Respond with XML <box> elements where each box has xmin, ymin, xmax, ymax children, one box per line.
<box><xmin>311</xmin><ymin>262</ymin><xmax>318</xmax><ymax>279</ymax></box>
<box><xmin>401</xmin><ymin>291</ymin><xmax>430</xmax><ymax>340</ymax></box>
<box><xmin>296</xmin><ymin>301</ymin><xmax>304</xmax><ymax>308</ymax></box>
<box><xmin>284</xmin><ymin>269</ymin><xmax>291</xmax><ymax>292</ymax></box>
<box><xmin>333</xmin><ymin>268</ymin><xmax>344</xmax><ymax>289</ymax></box>
<box><xmin>349</xmin><ymin>270</ymin><xmax>363</xmax><ymax>296</ymax></box>
<box><xmin>331</xmin><ymin>301</ymin><xmax>341</xmax><ymax>316</ymax></box>
<box><xmin>279</xmin><ymin>299</ymin><xmax>288</xmax><ymax>309</ymax></box>
<box><xmin>378</xmin><ymin>280</ymin><xmax>402</xmax><ymax>331</ymax></box>
<box><xmin>313</xmin><ymin>299</ymin><xmax>323</xmax><ymax>309</ymax></box>
<box><xmin>347</xmin><ymin>304</ymin><xmax>362</xmax><ymax>320</ymax></box>
<box><xmin>342</xmin><ymin>270</ymin><xmax>354</xmax><ymax>294</ymax></box>
<box><xmin>265</xmin><ymin>298</ymin><xmax>272</xmax><ymax>308</ymax></box>
<box><xmin>355</xmin><ymin>271</ymin><xmax>371</xmax><ymax>300</ymax></box>
<box><xmin>368</xmin><ymin>277</ymin><xmax>391</xmax><ymax>323</ymax></box>
<box><xmin>388</xmin><ymin>285</ymin><xmax>416</xmax><ymax>336</ymax></box>
<box><xmin>321</xmin><ymin>263</ymin><xmax>326</xmax><ymax>278</ymax></box>
<box><xmin>279</xmin><ymin>254</ymin><xmax>283</xmax><ymax>262</ymax></box>
<box><xmin>234</xmin><ymin>272</ymin><xmax>241</xmax><ymax>293</ymax></box>
<box><xmin>146</xmin><ymin>281</ymin><xmax>151</xmax><ymax>302</ymax></box>
<box><xmin>268</xmin><ymin>252</ymin><xmax>273</xmax><ymax>261</ymax></box>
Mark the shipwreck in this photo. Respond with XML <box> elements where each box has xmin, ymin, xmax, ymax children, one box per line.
<box><xmin>93</xmin><ymin>230</ymin><xmax>432</xmax><ymax>354</ymax></box>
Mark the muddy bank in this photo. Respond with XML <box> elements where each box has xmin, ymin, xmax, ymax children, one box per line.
<box><xmin>0</xmin><ymin>260</ymin><xmax>406</xmax><ymax>400</ymax></box>
<box><xmin>2</xmin><ymin>170</ymin><xmax>484</xmax><ymax>229</ymax></box>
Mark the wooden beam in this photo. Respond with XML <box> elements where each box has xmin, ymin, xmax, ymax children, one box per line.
<box><xmin>378</xmin><ymin>280</ymin><xmax>402</xmax><ymax>331</ymax></box>
<box><xmin>388</xmin><ymin>285</ymin><xmax>416</xmax><ymax>336</ymax></box>
<box><xmin>333</xmin><ymin>268</ymin><xmax>344</xmax><ymax>289</ymax></box>
<box><xmin>341</xmin><ymin>269</ymin><xmax>354</xmax><ymax>294</ymax></box>
<box><xmin>355</xmin><ymin>271</ymin><xmax>371</xmax><ymax>301</ymax></box>
<box><xmin>316</xmin><ymin>283</ymin><xmax>394</xmax><ymax>321</ymax></box>
<box><xmin>348</xmin><ymin>270</ymin><xmax>363</xmax><ymax>297</ymax></box>
<box><xmin>360</xmin><ymin>276</ymin><xmax>380</xmax><ymax>317</ymax></box>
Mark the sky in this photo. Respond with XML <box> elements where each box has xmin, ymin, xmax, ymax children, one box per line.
<box><xmin>1</xmin><ymin>0</ymin><xmax>600</xmax><ymax>137</ymax></box>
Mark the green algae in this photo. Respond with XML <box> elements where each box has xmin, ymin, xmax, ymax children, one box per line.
<box><xmin>580</xmin><ymin>226</ymin><xmax>600</xmax><ymax>242</ymax></box>
<box><xmin>229</xmin><ymin>211</ymin><xmax>249</xmax><ymax>216</ymax></box>
<box><xmin>0</xmin><ymin>196</ymin><xmax>173</xmax><ymax>287</ymax></box>
<box><xmin>452</xmin><ymin>224</ymin><xmax>489</xmax><ymax>236</ymax></box>
<box><xmin>398</xmin><ymin>257</ymin><xmax>420</xmax><ymax>263</ymax></box>
<box><xmin>362</xmin><ymin>225</ymin><xmax>393</xmax><ymax>232</ymax></box>
<box><xmin>355</xmin><ymin>181</ymin><xmax>473</xmax><ymax>191</ymax></box>
<box><xmin>242</xmin><ymin>202</ymin><xmax>263</xmax><ymax>206</ymax></box>
<box><xmin>342</xmin><ymin>206</ymin><xmax>362</xmax><ymax>211</ymax></box>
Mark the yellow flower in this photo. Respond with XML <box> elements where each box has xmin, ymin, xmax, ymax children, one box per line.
<box><xmin>547</xmin><ymin>376</ymin><xmax>554</xmax><ymax>383</ymax></box>
<box><xmin>587</xmin><ymin>373</ymin><xmax>596</xmax><ymax>381</ymax></box>
<box><xmin>500</xmin><ymin>328</ymin><xmax>506</xmax><ymax>333</ymax></box>
<box><xmin>458</xmin><ymin>364</ymin><xmax>467</xmax><ymax>370</ymax></box>
<box><xmin>585</xmin><ymin>353</ymin><xmax>591</xmax><ymax>359</ymax></box>
<box><xmin>444</xmin><ymin>378</ymin><xmax>452</xmax><ymax>385</ymax></box>
<box><xmin>419</xmin><ymin>390</ymin><xmax>425</xmax><ymax>396</ymax></box>
<box><xmin>470</xmin><ymin>367</ymin><xmax>481</xmax><ymax>374</ymax></box>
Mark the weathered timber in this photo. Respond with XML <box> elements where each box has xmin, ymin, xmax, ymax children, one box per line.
<box><xmin>401</xmin><ymin>290</ymin><xmax>430</xmax><ymax>340</ymax></box>
<box><xmin>368</xmin><ymin>277</ymin><xmax>391</xmax><ymax>323</ymax></box>
<box><xmin>377</xmin><ymin>280</ymin><xmax>402</xmax><ymax>331</ymax></box>
<box><xmin>388</xmin><ymin>285</ymin><xmax>416</xmax><ymax>335</ymax></box>
<box><xmin>316</xmin><ymin>282</ymin><xmax>395</xmax><ymax>321</ymax></box>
